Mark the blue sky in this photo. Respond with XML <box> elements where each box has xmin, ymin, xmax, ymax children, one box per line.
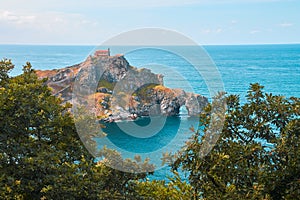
<box><xmin>0</xmin><ymin>0</ymin><xmax>299</xmax><ymax>45</ymax></box>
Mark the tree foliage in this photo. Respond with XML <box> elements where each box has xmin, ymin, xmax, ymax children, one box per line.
<box><xmin>132</xmin><ymin>171</ymin><xmax>193</xmax><ymax>200</ymax></box>
<box><xmin>0</xmin><ymin>59</ymin><xmax>152</xmax><ymax>199</ymax></box>
<box><xmin>173</xmin><ymin>83</ymin><xmax>300</xmax><ymax>199</ymax></box>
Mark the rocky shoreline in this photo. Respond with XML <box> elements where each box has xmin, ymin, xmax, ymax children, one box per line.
<box><xmin>36</xmin><ymin>52</ymin><xmax>208</xmax><ymax>122</ymax></box>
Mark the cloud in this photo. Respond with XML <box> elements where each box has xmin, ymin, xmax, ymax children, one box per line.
<box><xmin>0</xmin><ymin>10</ymin><xmax>98</xmax><ymax>31</ymax></box>
<box><xmin>216</xmin><ymin>28</ymin><xmax>223</xmax><ymax>33</ymax></box>
<box><xmin>250</xmin><ymin>30</ymin><xmax>261</xmax><ymax>34</ymax></box>
<box><xmin>0</xmin><ymin>0</ymin><xmax>201</xmax><ymax>11</ymax></box>
<box><xmin>201</xmin><ymin>29</ymin><xmax>212</xmax><ymax>34</ymax></box>
<box><xmin>0</xmin><ymin>0</ymin><xmax>293</xmax><ymax>12</ymax></box>
<box><xmin>230</xmin><ymin>20</ymin><xmax>238</xmax><ymax>25</ymax></box>
<box><xmin>96</xmin><ymin>0</ymin><xmax>200</xmax><ymax>7</ymax></box>
<box><xmin>0</xmin><ymin>10</ymin><xmax>36</xmax><ymax>24</ymax></box>
<box><xmin>0</xmin><ymin>9</ymin><xmax>103</xmax><ymax>44</ymax></box>
<box><xmin>204</xmin><ymin>0</ymin><xmax>292</xmax><ymax>4</ymax></box>
<box><xmin>201</xmin><ymin>28</ymin><xmax>223</xmax><ymax>34</ymax></box>
<box><xmin>279</xmin><ymin>23</ymin><xmax>293</xmax><ymax>27</ymax></box>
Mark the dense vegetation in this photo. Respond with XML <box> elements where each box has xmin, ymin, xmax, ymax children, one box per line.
<box><xmin>172</xmin><ymin>84</ymin><xmax>300</xmax><ymax>199</ymax></box>
<box><xmin>0</xmin><ymin>59</ymin><xmax>299</xmax><ymax>199</ymax></box>
<box><xmin>0</xmin><ymin>59</ymin><xmax>153</xmax><ymax>199</ymax></box>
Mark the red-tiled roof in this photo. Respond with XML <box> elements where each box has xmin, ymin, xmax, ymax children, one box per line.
<box><xmin>94</xmin><ymin>49</ymin><xmax>110</xmax><ymax>56</ymax></box>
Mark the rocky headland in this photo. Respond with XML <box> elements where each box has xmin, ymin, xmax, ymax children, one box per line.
<box><xmin>35</xmin><ymin>52</ymin><xmax>208</xmax><ymax>122</ymax></box>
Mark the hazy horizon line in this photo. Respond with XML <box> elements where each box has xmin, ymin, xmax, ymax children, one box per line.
<box><xmin>1</xmin><ymin>42</ymin><xmax>299</xmax><ymax>46</ymax></box>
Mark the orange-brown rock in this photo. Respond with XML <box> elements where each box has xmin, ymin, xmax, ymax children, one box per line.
<box><xmin>35</xmin><ymin>53</ymin><xmax>208</xmax><ymax>121</ymax></box>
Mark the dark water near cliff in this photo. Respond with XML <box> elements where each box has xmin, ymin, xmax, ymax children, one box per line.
<box><xmin>1</xmin><ymin>44</ymin><xmax>299</xmax><ymax>180</ymax></box>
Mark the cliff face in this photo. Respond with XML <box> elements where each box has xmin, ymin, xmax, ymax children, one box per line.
<box><xmin>36</xmin><ymin>54</ymin><xmax>208</xmax><ymax>121</ymax></box>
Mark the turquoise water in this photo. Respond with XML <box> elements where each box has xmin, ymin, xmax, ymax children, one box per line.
<box><xmin>1</xmin><ymin>44</ymin><xmax>299</xmax><ymax>180</ymax></box>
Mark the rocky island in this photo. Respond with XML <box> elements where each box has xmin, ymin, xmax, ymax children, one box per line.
<box><xmin>35</xmin><ymin>51</ymin><xmax>208</xmax><ymax>122</ymax></box>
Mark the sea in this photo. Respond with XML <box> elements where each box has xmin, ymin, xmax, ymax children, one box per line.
<box><xmin>1</xmin><ymin>44</ymin><xmax>299</xmax><ymax>180</ymax></box>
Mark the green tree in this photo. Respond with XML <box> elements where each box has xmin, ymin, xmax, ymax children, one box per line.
<box><xmin>0</xmin><ymin>59</ymin><xmax>14</xmax><ymax>85</ymax></box>
<box><xmin>172</xmin><ymin>83</ymin><xmax>300</xmax><ymax>199</ymax></box>
<box><xmin>132</xmin><ymin>171</ymin><xmax>193</xmax><ymax>200</ymax></box>
<box><xmin>0</xmin><ymin>60</ymin><xmax>153</xmax><ymax>199</ymax></box>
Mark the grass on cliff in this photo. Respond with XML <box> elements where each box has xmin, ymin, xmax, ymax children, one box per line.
<box><xmin>133</xmin><ymin>83</ymin><xmax>158</xmax><ymax>98</ymax></box>
<box><xmin>97</xmin><ymin>79</ymin><xmax>115</xmax><ymax>91</ymax></box>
